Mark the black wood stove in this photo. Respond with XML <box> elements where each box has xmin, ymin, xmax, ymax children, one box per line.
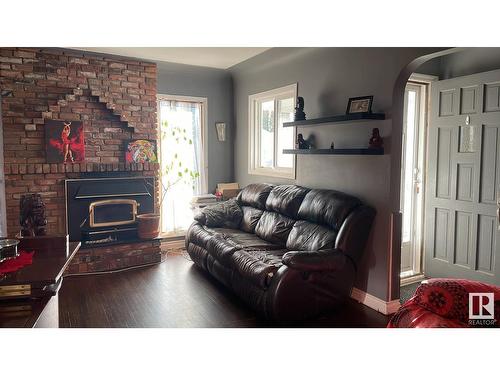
<box><xmin>65</xmin><ymin>176</ymin><xmax>155</xmax><ymax>247</ymax></box>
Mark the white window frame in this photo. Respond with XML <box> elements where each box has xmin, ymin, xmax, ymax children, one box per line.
<box><xmin>248</xmin><ymin>83</ymin><xmax>297</xmax><ymax>179</ymax></box>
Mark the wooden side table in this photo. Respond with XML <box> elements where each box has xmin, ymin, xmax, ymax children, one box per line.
<box><xmin>0</xmin><ymin>236</ymin><xmax>80</xmax><ymax>328</ymax></box>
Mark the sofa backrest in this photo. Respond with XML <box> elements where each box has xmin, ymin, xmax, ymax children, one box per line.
<box><xmin>237</xmin><ymin>184</ymin><xmax>374</xmax><ymax>259</ymax></box>
<box><xmin>237</xmin><ymin>183</ymin><xmax>273</xmax><ymax>210</ymax></box>
<box><xmin>265</xmin><ymin>184</ymin><xmax>310</xmax><ymax>218</ymax></box>
<box><xmin>297</xmin><ymin>189</ymin><xmax>361</xmax><ymax>231</ymax></box>
<box><xmin>237</xmin><ymin>183</ymin><xmax>273</xmax><ymax>233</ymax></box>
<box><xmin>286</xmin><ymin>189</ymin><xmax>362</xmax><ymax>252</ymax></box>
<box><xmin>251</xmin><ymin>185</ymin><xmax>310</xmax><ymax>245</ymax></box>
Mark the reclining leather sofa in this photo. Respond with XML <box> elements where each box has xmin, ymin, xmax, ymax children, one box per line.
<box><xmin>185</xmin><ymin>183</ymin><xmax>375</xmax><ymax>321</ymax></box>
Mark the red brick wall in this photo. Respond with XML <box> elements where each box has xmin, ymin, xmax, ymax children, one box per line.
<box><xmin>65</xmin><ymin>240</ymin><xmax>163</xmax><ymax>274</ymax></box>
<box><xmin>0</xmin><ymin>48</ymin><xmax>159</xmax><ymax>236</ymax></box>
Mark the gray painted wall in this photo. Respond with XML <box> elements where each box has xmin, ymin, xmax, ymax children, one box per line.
<box><xmin>156</xmin><ymin>61</ymin><xmax>234</xmax><ymax>193</ymax></box>
<box><xmin>230</xmin><ymin>47</ymin><xmax>441</xmax><ymax>301</ymax></box>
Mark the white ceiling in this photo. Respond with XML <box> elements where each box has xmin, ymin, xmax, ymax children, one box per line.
<box><xmin>69</xmin><ymin>47</ymin><xmax>270</xmax><ymax>69</ymax></box>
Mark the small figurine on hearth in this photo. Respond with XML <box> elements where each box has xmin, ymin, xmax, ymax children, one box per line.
<box><xmin>19</xmin><ymin>194</ymin><xmax>47</xmax><ymax>237</ymax></box>
<box><xmin>294</xmin><ymin>96</ymin><xmax>306</xmax><ymax>121</ymax></box>
<box><xmin>369</xmin><ymin>127</ymin><xmax>384</xmax><ymax>149</ymax></box>
<box><xmin>330</xmin><ymin>141</ymin><xmax>335</xmax><ymax>150</ymax></box>
<box><xmin>296</xmin><ymin>133</ymin><xmax>309</xmax><ymax>149</ymax></box>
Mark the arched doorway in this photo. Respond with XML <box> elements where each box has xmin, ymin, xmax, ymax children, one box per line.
<box><xmin>388</xmin><ymin>48</ymin><xmax>464</xmax><ymax>302</ymax></box>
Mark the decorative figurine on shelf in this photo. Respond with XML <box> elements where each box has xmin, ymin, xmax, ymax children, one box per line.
<box><xmin>294</xmin><ymin>96</ymin><xmax>306</xmax><ymax>121</ymax></box>
<box><xmin>296</xmin><ymin>133</ymin><xmax>310</xmax><ymax>149</ymax></box>
<box><xmin>330</xmin><ymin>141</ymin><xmax>335</xmax><ymax>150</ymax></box>
<box><xmin>296</xmin><ymin>133</ymin><xmax>316</xmax><ymax>149</ymax></box>
<box><xmin>369</xmin><ymin>127</ymin><xmax>384</xmax><ymax>149</ymax></box>
<box><xmin>19</xmin><ymin>194</ymin><xmax>47</xmax><ymax>237</ymax></box>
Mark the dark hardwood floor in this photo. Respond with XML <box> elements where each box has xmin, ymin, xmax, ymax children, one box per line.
<box><xmin>59</xmin><ymin>254</ymin><xmax>390</xmax><ymax>328</ymax></box>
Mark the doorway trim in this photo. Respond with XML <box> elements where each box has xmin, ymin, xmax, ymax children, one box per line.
<box><xmin>409</xmin><ymin>73</ymin><xmax>439</xmax><ymax>84</ymax></box>
<box><xmin>389</xmin><ymin>48</ymin><xmax>465</xmax><ymax>301</ymax></box>
<box><xmin>400</xmin><ymin>73</ymin><xmax>438</xmax><ymax>283</ymax></box>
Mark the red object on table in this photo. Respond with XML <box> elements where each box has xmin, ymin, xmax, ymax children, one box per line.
<box><xmin>388</xmin><ymin>278</ymin><xmax>500</xmax><ymax>328</ymax></box>
<box><xmin>0</xmin><ymin>251</ymin><xmax>34</xmax><ymax>274</ymax></box>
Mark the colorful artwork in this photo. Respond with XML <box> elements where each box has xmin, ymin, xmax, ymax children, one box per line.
<box><xmin>125</xmin><ymin>140</ymin><xmax>157</xmax><ymax>163</ymax></box>
<box><xmin>45</xmin><ymin>120</ymin><xmax>85</xmax><ymax>163</ymax></box>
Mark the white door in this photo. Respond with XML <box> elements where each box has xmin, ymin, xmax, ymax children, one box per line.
<box><xmin>425</xmin><ymin>69</ymin><xmax>500</xmax><ymax>285</ymax></box>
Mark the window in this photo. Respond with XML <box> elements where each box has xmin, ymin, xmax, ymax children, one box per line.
<box><xmin>248</xmin><ymin>83</ymin><xmax>297</xmax><ymax>179</ymax></box>
<box><xmin>158</xmin><ymin>95</ymin><xmax>208</xmax><ymax>235</ymax></box>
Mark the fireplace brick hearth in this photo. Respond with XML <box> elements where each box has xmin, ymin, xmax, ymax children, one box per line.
<box><xmin>64</xmin><ymin>239</ymin><xmax>164</xmax><ymax>275</ymax></box>
<box><xmin>1</xmin><ymin>47</ymin><xmax>162</xmax><ymax>273</ymax></box>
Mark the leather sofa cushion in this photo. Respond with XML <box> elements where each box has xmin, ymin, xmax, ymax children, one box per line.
<box><xmin>265</xmin><ymin>184</ymin><xmax>310</xmax><ymax>218</ymax></box>
<box><xmin>231</xmin><ymin>249</ymin><xmax>286</xmax><ymax>289</ymax></box>
<box><xmin>225</xmin><ymin>232</ymin><xmax>282</xmax><ymax>250</ymax></box>
<box><xmin>240</xmin><ymin>206</ymin><xmax>264</xmax><ymax>233</ymax></box>
<box><xmin>204</xmin><ymin>227</ymin><xmax>281</xmax><ymax>250</ymax></box>
<box><xmin>286</xmin><ymin>220</ymin><xmax>337</xmax><ymax>252</ymax></box>
<box><xmin>298</xmin><ymin>189</ymin><xmax>361</xmax><ymax>231</ymax></box>
<box><xmin>255</xmin><ymin>211</ymin><xmax>295</xmax><ymax>245</ymax></box>
<box><xmin>237</xmin><ymin>183</ymin><xmax>274</xmax><ymax>210</ymax></box>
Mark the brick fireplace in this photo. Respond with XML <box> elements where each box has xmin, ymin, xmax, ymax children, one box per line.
<box><xmin>0</xmin><ymin>47</ymin><xmax>163</xmax><ymax>273</ymax></box>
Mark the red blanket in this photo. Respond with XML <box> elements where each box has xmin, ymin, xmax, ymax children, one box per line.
<box><xmin>0</xmin><ymin>251</ymin><xmax>34</xmax><ymax>275</ymax></box>
<box><xmin>388</xmin><ymin>278</ymin><xmax>500</xmax><ymax>328</ymax></box>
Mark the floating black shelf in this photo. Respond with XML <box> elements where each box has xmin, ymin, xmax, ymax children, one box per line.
<box><xmin>283</xmin><ymin>112</ymin><xmax>385</xmax><ymax>127</ymax></box>
<box><xmin>283</xmin><ymin>148</ymin><xmax>384</xmax><ymax>155</ymax></box>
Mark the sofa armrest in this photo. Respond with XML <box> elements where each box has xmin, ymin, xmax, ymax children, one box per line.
<box><xmin>194</xmin><ymin>199</ymin><xmax>243</xmax><ymax>229</ymax></box>
<box><xmin>281</xmin><ymin>249</ymin><xmax>348</xmax><ymax>272</ymax></box>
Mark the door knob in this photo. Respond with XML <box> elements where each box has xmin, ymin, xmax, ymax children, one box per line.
<box><xmin>497</xmin><ymin>208</ymin><xmax>500</xmax><ymax>230</ymax></box>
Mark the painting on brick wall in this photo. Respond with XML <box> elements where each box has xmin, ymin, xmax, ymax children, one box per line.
<box><xmin>45</xmin><ymin>120</ymin><xmax>85</xmax><ymax>163</ymax></box>
<box><xmin>125</xmin><ymin>140</ymin><xmax>157</xmax><ymax>163</ymax></box>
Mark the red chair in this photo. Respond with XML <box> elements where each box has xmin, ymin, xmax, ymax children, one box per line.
<box><xmin>388</xmin><ymin>278</ymin><xmax>500</xmax><ymax>328</ymax></box>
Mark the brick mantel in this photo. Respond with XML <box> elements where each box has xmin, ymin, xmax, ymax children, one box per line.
<box><xmin>0</xmin><ymin>48</ymin><xmax>158</xmax><ymax>236</ymax></box>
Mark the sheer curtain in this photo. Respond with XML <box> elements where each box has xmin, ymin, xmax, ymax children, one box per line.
<box><xmin>159</xmin><ymin>98</ymin><xmax>206</xmax><ymax>234</ymax></box>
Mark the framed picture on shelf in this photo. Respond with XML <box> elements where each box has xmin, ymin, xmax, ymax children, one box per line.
<box><xmin>125</xmin><ymin>139</ymin><xmax>158</xmax><ymax>163</ymax></box>
<box><xmin>346</xmin><ymin>95</ymin><xmax>373</xmax><ymax>114</ymax></box>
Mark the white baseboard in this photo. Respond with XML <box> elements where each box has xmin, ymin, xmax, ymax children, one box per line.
<box><xmin>350</xmin><ymin>287</ymin><xmax>401</xmax><ymax>315</ymax></box>
<box><xmin>400</xmin><ymin>273</ymin><xmax>425</xmax><ymax>287</ymax></box>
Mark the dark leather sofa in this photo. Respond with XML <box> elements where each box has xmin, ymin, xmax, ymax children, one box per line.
<box><xmin>185</xmin><ymin>183</ymin><xmax>375</xmax><ymax>321</ymax></box>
